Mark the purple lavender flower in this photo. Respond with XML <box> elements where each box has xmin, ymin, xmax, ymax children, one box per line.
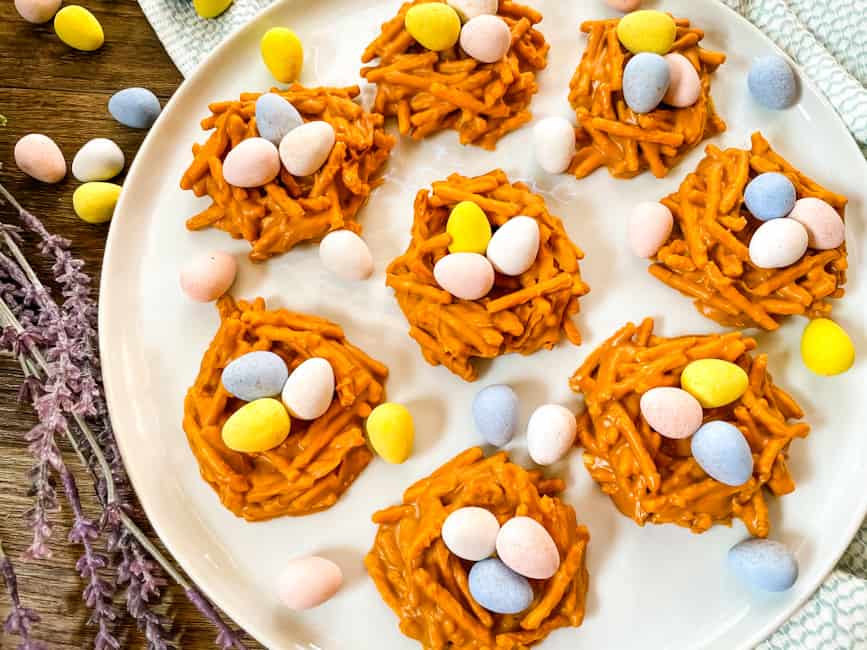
<box><xmin>1</xmin><ymin>540</ymin><xmax>46</xmax><ymax>650</ymax></box>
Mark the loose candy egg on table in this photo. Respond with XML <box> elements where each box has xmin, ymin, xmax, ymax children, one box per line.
<box><xmin>639</xmin><ymin>387</ymin><xmax>703</xmax><ymax>440</ymax></box>
<box><xmin>787</xmin><ymin>197</ymin><xmax>845</xmax><ymax>250</ymax></box>
<box><xmin>222</xmin><ymin>397</ymin><xmax>291</xmax><ymax>453</ymax></box>
<box><xmin>460</xmin><ymin>15</ymin><xmax>511</xmax><ymax>63</ymax></box>
<box><xmin>109</xmin><ymin>88</ymin><xmax>162</xmax><ymax>129</ymax></box>
<box><xmin>526</xmin><ymin>404</ymin><xmax>577</xmax><ymax>466</ymax></box>
<box><xmin>366</xmin><ymin>403</ymin><xmax>414</xmax><ymax>464</ymax></box>
<box><xmin>663</xmin><ymin>52</ymin><xmax>701</xmax><ymax>108</ymax></box>
<box><xmin>472</xmin><ymin>384</ymin><xmax>519</xmax><ymax>447</ymax></box>
<box><xmin>628</xmin><ymin>201</ymin><xmax>673</xmax><ymax>258</ymax></box>
<box><xmin>14</xmin><ymin>133</ymin><xmax>66</xmax><ymax>183</ymax></box>
<box><xmin>748</xmin><ymin>55</ymin><xmax>798</xmax><ymax>110</ymax></box>
<box><xmin>73</xmin><ymin>182</ymin><xmax>122</xmax><ymax>224</ymax></box>
<box><xmin>277</xmin><ymin>556</ymin><xmax>343</xmax><ymax>610</ymax></box>
<box><xmin>221</xmin><ymin>137</ymin><xmax>280</xmax><ymax>188</ymax></box>
<box><xmin>222</xmin><ymin>351</ymin><xmax>290</xmax><ymax>402</ymax></box>
<box><xmin>255</xmin><ymin>93</ymin><xmax>303</xmax><ymax>145</ymax></box>
<box><xmin>441</xmin><ymin>506</ymin><xmax>500</xmax><ymax>561</ymax></box>
<box><xmin>447</xmin><ymin>201</ymin><xmax>492</xmax><ymax>254</ymax></box>
<box><xmin>690</xmin><ymin>421</ymin><xmax>753</xmax><ymax>486</ymax></box>
<box><xmin>193</xmin><ymin>0</ymin><xmax>233</xmax><ymax>19</ymax></box>
<box><xmin>54</xmin><ymin>5</ymin><xmax>104</xmax><ymax>51</ymax></box>
<box><xmin>728</xmin><ymin>538</ymin><xmax>798</xmax><ymax>592</ymax></box>
<box><xmin>486</xmin><ymin>216</ymin><xmax>540</xmax><ymax>277</ymax></box>
<box><xmin>281</xmin><ymin>357</ymin><xmax>335</xmax><ymax>420</ymax></box>
<box><xmin>179</xmin><ymin>251</ymin><xmax>237</xmax><ymax>302</ymax></box>
<box><xmin>447</xmin><ymin>0</ymin><xmax>497</xmax><ymax>22</ymax></box>
<box><xmin>801</xmin><ymin>318</ymin><xmax>855</xmax><ymax>376</ymax></box>
<box><xmin>261</xmin><ymin>27</ymin><xmax>304</xmax><ymax>83</ymax></box>
<box><xmin>279</xmin><ymin>121</ymin><xmax>335</xmax><ymax>177</ymax></box>
<box><xmin>605</xmin><ymin>0</ymin><xmax>642</xmax><ymax>11</ymax></box>
<box><xmin>616</xmin><ymin>10</ymin><xmax>676</xmax><ymax>55</ymax></box>
<box><xmin>533</xmin><ymin>116</ymin><xmax>576</xmax><ymax>175</ymax></box>
<box><xmin>468</xmin><ymin>558</ymin><xmax>534</xmax><ymax>615</ymax></box>
<box><xmin>622</xmin><ymin>52</ymin><xmax>670</xmax><ymax>114</ymax></box>
<box><xmin>434</xmin><ymin>253</ymin><xmax>495</xmax><ymax>300</ymax></box>
<box><xmin>405</xmin><ymin>2</ymin><xmax>461</xmax><ymax>52</ymax></box>
<box><xmin>681</xmin><ymin>359</ymin><xmax>748</xmax><ymax>408</ymax></box>
<box><xmin>496</xmin><ymin>516</ymin><xmax>560</xmax><ymax>580</ymax></box>
<box><xmin>749</xmin><ymin>218</ymin><xmax>808</xmax><ymax>269</ymax></box>
<box><xmin>319</xmin><ymin>230</ymin><xmax>374</xmax><ymax>281</ymax></box>
<box><xmin>14</xmin><ymin>0</ymin><xmax>61</xmax><ymax>23</ymax></box>
<box><xmin>72</xmin><ymin>138</ymin><xmax>125</xmax><ymax>182</ymax></box>
<box><xmin>744</xmin><ymin>172</ymin><xmax>796</xmax><ymax>221</ymax></box>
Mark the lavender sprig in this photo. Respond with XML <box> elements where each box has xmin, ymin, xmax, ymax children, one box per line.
<box><xmin>0</xmin><ymin>539</ymin><xmax>46</xmax><ymax>650</ymax></box>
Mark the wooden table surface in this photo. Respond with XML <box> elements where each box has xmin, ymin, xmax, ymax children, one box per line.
<box><xmin>0</xmin><ymin>2</ymin><xmax>261</xmax><ymax>648</ymax></box>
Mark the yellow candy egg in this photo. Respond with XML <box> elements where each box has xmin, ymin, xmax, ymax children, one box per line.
<box><xmin>405</xmin><ymin>3</ymin><xmax>461</xmax><ymax>52</ymax></box>
<box><xmin>447</xmin><ymin>201</ymin><xmax>492</xmax><ymax>253</ymax></box>
<box><xmin>222</xmin><ymin>398</ymin><xmax>291</xmax><ymax>453</ymax></box>
<box><xmin>366</xmin><ymin>403</ymin><xmax>414</xmax><ymax>464</ymax></box>
<box><xmin>616</xmin><ymin>10</ymin><xmax>676</xmax><ymax>55</ymax></box>
<box><xmin>193</xmin><ymin>0</ymin><xmax>233</xmax><ymax>18</ymax></box>
<box><xmin>54</xmin><ymin>5</ymin><xmax>104</xmax><ymax>51</ymax></box>
<box><xmin>261</xmin><ymin>27</ymin><xmax>304</xmax><ymax>83</ymax></box>
<box><xmin>681</xmin><ymin>359</ymin><xmax>748</xmax><ymax>408</ymax></box>
<box><xmin>72</xmin><ymin>182</ymin><xmax>122</xmax><ymax>224</ymax></box>
<box><xmin>801</xmin><ymin>318</ymin><xmax>855</xmax><ymax>376</ymax></box>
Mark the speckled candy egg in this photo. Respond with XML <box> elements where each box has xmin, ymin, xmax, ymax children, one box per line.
<box><xmin>193</xmin><ymin>0</ymin><xmax>233</xmax><ymax>19</ymax></box>
<box><xmin>801</xmin><ymin>318</ymin><xmax>855</xmax><ymax>376</ymax></box>
<box><xmin>14</xmin><ymin>133</ymin><xmax>66</xmax><ymax>183</ymax></box>
<box><xmin>605</xmin><ymin>0</ymin><xmax>641</xmax><ymax>11</ymax></box>
<box><xmin>442</xmin><ymin>506</ymin><xmax>500</xmax><ymax>561</ymax></box>
<box><xmin>749</xmin><ymin>218</ymin><xmax>808</xmax><ymax>269</ymax></box>
<box><xmin>460</xmin><ymin>15</ymin><xmax>511</xmax><ymax>63</ymax></box>
<box><xmin>690</xmin><ymin>421</ymin><xmax>753</xmax><ymax>486</ymax></box>
<box><xmin>533</xmin><ymin>116</ymin><xmax>576</xmax><ymax>175</ymax></box>
<box><xmin>787</xmin><ymin>197</ymin><xmax>845</xmax><ymax>250</ymax></box>
<box><xmin>623</xmin><ymin>52</ymin><xmax>670</xmax><ymax>114</ymax></box>
<box><xmin>434</xmin><ymin>253</ymin><xmax>495</xmax><ymax>300</ymax></box>
<box><xmin>54</xmin><ymin>5</ymin><xmax>103</xmax><ymax>51</ymax></box>
<box><xmin>663</xmin><ymin>53</ymin><xmax>701</xmax><ymax>107</ymax></box>
<box><xmin>468</xmin><ymin>559</ymin><xmax>533</xmax><ymax>615</ymax></box>
<box><xmin>472</xmin><ymin>384</ymin><xmax>519</xmax><ymax>447</ymax></box>
<box><xmin>526</xmin><ymin>404</ymin><xmax>577</xmax><ymax>466</ymax></box>
<box><xmin>496</xmin><ymin>516</ymin><xmax>560</xmax><ymax>580</ymax></box>
<box><xmin>72</xmin><ymin>138</ymin><xmax>125</xmax><ymax>182</ymax></box>
<box><xmin>255</xmin><ymin>93</ymin><xmax>303</xmax><ymax>146</ymax></box>
<box><xmin>222</xmin><ymin>351</ymin><xmax>290</xmax><ymax>402</ymax></box>
<box><xmin>179</xmin><ymin>251</ymin><xmax>237</xmax><ymax>302</ymax></box>
<box><xmin>73</xmin><ymin>182</ymin><xmax>122</xmax><ymax>224</ymax></box>
<box><xmin>616</xmin><ymin>10</ymin><xmax>676</xmax><ymax>55</ymax></box>
<box><xmin>639</xmin><ymin>387</ymin><xmax>703</xmax><ymax>439</ymax></box>
<box><xmin>405</xmin><ymin>3</ymin><xmax>461</xmax><ymax>52</ymax></box>
<box><xmin>447</xmin><ymin>0</ymin><xmax>497</xmax><ymax>22</ymax></box>
<box><xmin>366</xmin><ymin>403</ymin><xmax>414</xmax><ymax>464</ymax></box>
<box><xmin>748</xmin><ymin>55</ymin><xmax>797</xmax><ymax>110</ymax></box>
<box><xmin>260</xmin><ymin>27</ymin><xmax>304</xmax><ymax>83</ymax></box>
<box><xmin>319</xmin><ymin>230</ymin><xmax>374</xmax><ymax>281</ymax></box>
<box><xmin>681</xmin><ymin>358</ymin><xmax>748</xmax><ymax>408</ymax></box>
<box><xmin>728</xmin><ymin>538</ymin><xmax>798</xmax><ymax>592</ymax></box>
<box><xmin>281</xmin><ymin>357</ymin><xmax>335</xmax><ymax>420</ymax></box>
<box><xmin>277</xmin><ymin>556</ymin><xmax>343</xmax><ymax>610</ymax></box>
<box><xmin>628</xmin><ymin>201</ymin><xmax>673</xmax><ymax>258</ymax></box>
<box><xmin>222</xmin><ymin>397</ymin><xmax>291</xmax><ymax>453</ymax></box>
<box><xmin>744</xmin><ymin>172</ymin><xmax>796</xmax><ymax>221</ymax></box>
<box><xmin>279</xmin><ymin>121</ymin><xmax>335</xmax><ymax>177</ymax></box>
<box><xmin>486</xmin><ymin>216</ymin><xmax>540</xmax><ymax>277</ymax></box>
<box><xmin>222</xmin><ymin>137</ymin><xmax>280</xmax><ymax>188</ymax></box>
<box><xmin>108</xmin><ymin>88</ymin><xmax>161</xmax><ymax>129</ymax></box>
<box><xmin>447</xmin><ymin>201</ymin><xmax>492</xmax><ymax>254</ymax></box>
<box><xmin>14</xmin><ymin>0</ymin><xmax>61</xmax><ymax>23</ymax></box>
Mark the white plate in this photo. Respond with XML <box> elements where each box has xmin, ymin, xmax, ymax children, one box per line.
<box><xmin>99</xmin><ymin>1</ymin><xmax>867</xmax><ymax>648</ymax></box>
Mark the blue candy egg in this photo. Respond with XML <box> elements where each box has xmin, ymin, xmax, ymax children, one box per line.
<box><xmin>255</xmin><ymin>93</ymin><xmax>304</xmax><ymax>146</ymax></box>
<box><xmin>744</xmin><ymin>172</ymin><xmax>796</xmax><ymax>221</ymax></box>
<box><xmin>623</xmin><ymin>52</ymin><xmax>671</xmax><ymax>114</ymax></box>
<box><xmin>748</xmin><ymin>55</ymin><xmax>797</xmax><ymax>110</ymax></box>
<box><xmin>728</xmin><ymin>538</ymin><xmax>798</xmax><ymax>592</ymax></box>
<box><xmin>222</xmin><ymin>351</ymin><xmax>289</xmax><ymax>402</ymax></box>
<box><xmin>108</xmin><ymin>87</ymin><xmax>161</xmax><ymax>129</ymax></box>
<box><xmin>472</xmin><ymin>384</ymin><xmax>519</xmax><ymax>447</ymax></box>
<box><xmin>690</xmin><ymin>420</ymin><xmax>753</xmax><ymax>486</ymax></box>
<box><xmin>468</xmin><ymin>558</ymin><xmax>534</xmax><ymax>614</ymax></box>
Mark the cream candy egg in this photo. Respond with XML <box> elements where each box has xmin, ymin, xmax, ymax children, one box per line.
<box><xmin>605</xmin><ymin>0</ymin><xmax>642</xmax><ymax>11</ymax></box>
<box><xmin>486</xmin><ymin>216</ymin><xmax>540</xmax><ymax>276</ymax></box>
<box><xmin>222</xmin><ymin>137</ymin><xmax>280</xmax><ymax>187</ymax></box>
<box><xmin>628</xmin><ymin>201</ymin><xmax>673</xmax><ymax>258</ymax></box>
<box><xmin>526</xmin><ymin>404</ymin><xmax>577</xmax><ymax>466</ymax></box>
<box><xmin>639</xmin><ymin>387</ymin><xmax>703</xmax><ymax>439</ymax></box>
<box><xmin>72</xmin><ymin>138</ymin><xmax>125</xmax><ymax>182</ymax></box>
<box><xmin>179</xmin><ymin>251</ymin><xmax>238</xmax><ymax>302</ymax></box>
<box><xmin>14</xmin><ymin>133</ymin><xmax>66</xmax><ymax>183</ymax></box>
<box><xmin>441</xmin><ymin>506</ymin><xmax>500</xmax><ymax>561</ymax></box>
<box><xmin>14</xmin><ymin>0</ymin><xmax>61</xmax><ymax>23</ymax></box>
<box><xmin>434</xmin><ymin>253</ymin><xmax>495</xmax><ymax>300</ymax></box>
<box><xmin>460</xmin><ymin>15</ymin><xmax>511</xmax><ymax>63</ymax></box>
<box><xmin>787</xmin><ymin>197</ymin><xmax>845</xmax><ymax>250</ymax></box>
<box><xmin>533</xmin><ymin>117</ymin><xmax>576</xmax><ymax>175</ymax></box>
<box><xmin>749</xmin><ymin>218</ymin><xmax>808</xmax><ymax>269</ymax></box>
<box><xmin>447</xmin><ymin>0</ymin><xmax>497</xmax><ymax>21</ymax></box>
<box><xmin>663</xmin><ymin>53</ymin><xmax>701</xmax><ymax>107</ymax></box>
<box><xmin>496</xmin><ymin>516</ymin><xmax>560</xmax><ymax>580</ymax></box>
<box><xmin>277</xmin><ymin>556</ymin><xmax>343</xmax><ymax>610</ymax></box>
<box><xmin>319</xmin><ymin>230</ymin><xmax>374</xmax><ymax>281</ymax></box>
<box><xmin>279</xmin><ymin>121</ymin><xmax>336</xmax><ymax>177</ymax></box>
<box><xmin>281</xmin><ymin>357</ymin><xmax>335</xmax><ymax>420</ymax></box>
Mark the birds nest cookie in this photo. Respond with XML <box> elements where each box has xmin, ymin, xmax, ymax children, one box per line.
<box><xmin>570</xmin><ymin>318</ymin><xmax>809</xmax><ymax>538</ymax></box>
<box><xmin>386</xmin><ymin>170</ymin><xmax>590</xmax><ymax>382</ymax></box>
<box><xmin>648</xmin><ymin>132</ymin><xmax>848</xmax><ymax>330</ymax></box>
<box><xmin>182</xmin><ymin>296</ymin><xmax>388</xmax><ymax>521</ymax></box>
<box><xmin>180</xmin><ymin>84</ymin><xmax>395</xmax><ymax>262</ymax></box>
<box><xmin>366</xmin><ymin>447</ymin><xmax>590</xmax><ymax>649</ymax></box>
<box><xmin>361</xmin><ymin>0</ymin><xmax>549</xmax><ymax>149</ymax></box>
<box><xmin>568</xmin><ymin>13</ymin><xmax>726</xmax><ymax>179</ymax></box>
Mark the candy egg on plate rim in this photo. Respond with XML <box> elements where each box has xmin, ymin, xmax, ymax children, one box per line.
<box><xmin>433</xmin><ymin>253</ymin><xmax>495</xmax><ymax>300</ymax></box>
<box><xmin>496</xmin><ymin>516</ymin><xmax>560</xmax><ymax>580</ymax></box>
<box><xmin>179</xmin><ymin>251</ymin><xmax>238</xmax><ymax>302</ymax></box>
<box><xmin>277</xmin><ymin>556</ymin><xmax>343</xmax><ymax>610</ymax></box>
<box><xmin>282</xmin><ymin>357</ymin><xmax>335</xmax><ymax>420</ymax></box>
<box><xmin>486</xmin><ymin>216</ymin><xmax>540</xmax><ymax>276</ymax></box>
<box><xmin>441</xmin><ymin>506</ymin><xmax>500</xmax><ymax>561</ymax></box>
<box><xmin>261</xmin><ymin>27</ymin><xmax>304</xmax><ymax>83</ymax></box>
<box><xmin>748</xmin><ymin>55</ymin><xmax>798</xmax><ymax>110</ymax></box>
<box><xmin>319</xmin><ymin>230</ymin><xmax>374</xmax><ymax>281</ymax></box>
<box><xmin>728</xmin><ymin>538</ymin><xmax>798</xmax><ymax>592</ymax></box>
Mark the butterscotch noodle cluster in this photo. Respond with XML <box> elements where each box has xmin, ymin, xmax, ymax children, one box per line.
<box><xmin>570</xmin><ymin>318</ymin><xmax>809</xmax><ymax>538</ymax></box>
<box><xmin>180</xmin><ymin>85</ymin><xmax>395</xmax><ymax>261</ymax></box>
<box><xmin>649</xmin><ymin>132</ymin><xmax>848</xmax><ymax>330</ymax></box>
<box><xmin>568</xmin><ymin>16</ymin><xmax>726</xmax><ymax>179</ymax></box>
<box><xmin>386</xmin><ymin>170</ymin><xmax>590</xmax><ymax>381</ymax></box>
<box><xmin>366</xmin><ymin>447</ymin><xmax>590</xmax><ymax>649</ymax></box>
<box><xmin>182</xmin><ymin>296</ymin><xmax>388</xmax><ymax>521</ymax></box>
<box><xmin>361</xmin><ymin>0</ymin><xmax>549</xmax><ymax>149</ymax></box>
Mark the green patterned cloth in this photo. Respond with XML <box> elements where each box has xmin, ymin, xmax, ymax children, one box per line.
<box><xmin>138</xmin><ymin>0</ymin><xmax>867</xmax><ymax>646</ymax></box>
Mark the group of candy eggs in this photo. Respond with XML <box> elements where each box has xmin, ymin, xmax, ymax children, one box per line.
<box><xmin>404</xmin><ymin>0</ymin><xmax>515</xmax><ymax>61</ymax></box>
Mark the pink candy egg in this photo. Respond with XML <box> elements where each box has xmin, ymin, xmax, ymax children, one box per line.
<box><xmin>605</xmin><ymin>0</ymin><xmax>642</xmax><ymax>11</ymax></box>
<box><xmin>628</xmin><ymin>201</ymin><xmax>673</xmax><ymax>258</ymax></box>
<box><xmin>179</xmin><ymin>251</ymin><xmax>238</xmax><ymax>302</ymax></box>
<box><xmin>639</xmin><ymin>387</ymin><xmax>703</xmax><ymax>439</ymax></box>
<box><xmin>664</xmin><ymin>53</ymin><xmax>701</xmax><ymax>108</ymax></box>
<box><xmin>277</xmin><ymin>556</ymin><xmax>343</xmax><ymax>610</ymax></box>
<box><xmin>14</xmin><ymin>133</ymin><xmax>66</xmax><ymax>183</ymax></box>
<box><xmin>433</xmin><ymin>252</ymin><xmax>495</xmax><ymax>300</ymax></box>
<box><xmin>788</xmin><ymin>197</ymin><xmax>845</xmax><ymax>250</ymax></box>
<box><xmin>221</xmin><ymin>137</ymin><xmax>280</xmax><ymax>188</ymax></box>
<box><xmin>14</xmin><ymin>0</ymin><xmax>61</xmax><ymax>23</ymax></box>
<box><xmin>459</xmin><ymin>15</ymin><xmax>512</xmax><ymax>63</ymax></box>
<box><xmin>496</xmin><ymin>516</ymin><xmax>560</xmax><ymax>580</ymax></box>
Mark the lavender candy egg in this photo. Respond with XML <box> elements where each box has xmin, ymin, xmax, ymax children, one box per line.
<box><xmin>748</xmin><ymin>55</ymin><xmax>797</xmax><ymax>110</ymax></box>
<box><xmin>639</xmin><ymin>387</ymin><xmax>703</xmax><ymax>439</ymax></box>
<box><xmin>787</xmin><ymin>197</ymin><xmax>845</xmax><ymax>250</ymax></box>
<box><xmin>434</xmin><ymin>252</ymin><xmax>495</xmax><ymax>300</ymax></box>
<box><xmin>468</xmin><ymin>559</ymin><xmax>533</xmax><ymax>614</ymax></box>
<box><xmin>255</xmin><ymin>93</ymin><xmax>303</xmax><ymax>146</ymax></box>
<box><xmin>460</xmin><ymin>15</ymin><xmax>511</xmax><ymax>63</ymax></box>
<box><xmin>108</xmin><ymin>88</ymin><xmax>161</xmax><ymax>129</ymax></box>
<box><xmin>663</xmin><ymin>52</ymin><xmax>701</xmax><ymax>108</ymax></box>
<box><xmin>728</xmin><ymin>538</ymin><xmax>798</xmax><ymax>592</ymax></box>
<box><xmin>496</xmin><ymin>516</ymin><xmax>560</xmax><ymax>580</ymax></box>
<box><xmin>744</xmin><ymin>172</ymin><xmax>796</xmax><ymax>221</ymax></box>
<box><xmin>472</xmin><ymin>384</ymin><xmax>519</xmax><ymax>447</ymax></box>
<box><xmin>14</xmin><ymin>133</ymin><xmax>66</xmax><ymax>183</ymax></box>
<box><xmin>222</xmin><ymin>137</ymin><xmax>281</xmax><ymax>188</ymax></box>
<box><xmin>179</xmin><ymin>251</ymin><xmax>238</xmax><ymax>302</ymax></box>
<box><xmin>623</xmin><ymin>52</ymin><xmax>670</xmax><ymax>114</ymax></box>
<box><xmin>628</xmin><ymin>201</ymin><xmax>673</xmax><ymax>258</ymax></box>
<box><xmin>278</xmin><ymin>556</ymin><xmax>343</xmax><ymax>610</ymax></box>
<box><xmin>749</xmin><ymin>218</ymin><xmax>808</xmax><ymax>269</ymax></box>
<box><xmin>690</xmin><ymin>420</ymin><xmax>753</xmax><ymax>486</ymax></box>
<box><xmin>222</xmin><ymin>351</ymin><xmax>290</xmax><ymax>402</ymax></box>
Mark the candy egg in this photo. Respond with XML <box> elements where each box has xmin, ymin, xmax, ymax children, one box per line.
<box><xmin>279</xmin><ymin>121</ymin><xmax>335</xmax><ymax>177</ymax></box>
<box><xmin>222</xmin><ymin>351</ymin><xmax>290</xmax><ymax>402</ymax></box>
<box><xmin>222</xmin><ymin>137</ymin><xmax>280</xmax><ymax>188</ymax></box>
<box><xmin>54</xmin><ymin>5</ymin><xmax>103</xmax><ymax>51</ymax></box>
<box><xmin>616</xmin><ymin>10</ymin><xmax>676</xmax><ymax>55</ymax></box>
<box><xmin>728</xmin><ymin>538</ymin><xmax>798</xmax><ymax>592</ymax></box>
<box><xmin>281</xmin><ymin>357</ymin><xmax>335</xmax><ymax>420</ymax></box>
<box><xmin>193</xmin><ymin>0</ymin><xmax>233</xmax><ymax>18</ymax></box>
<box><xmin>526</xmin><ymin>404</ymin><xmax>577</xmax><ymax>466</ymax></box>
<box><xmin>73</xmin><ymin>182</ymin><xmax>121</xmax><ymax>224</ymax></box>
<box><xmin>486</xmin><ymin>216</ymin><xmax>540</xmax><ymax>277</ymax></box>
<box><xmin>663</xmin><ymin>53</ymin><xmax>701</xmax><ymax>107</ymax></box>
<box><xmin>628</xmin><ymin>201</ymin><xmax>673</xmax><ymax>257</ymax></box>
<box><xmin>255</xmin><ymin>93</ymin><xmax>304</xmax><ymax>146</ymax></box>
<box><xmin>405</xmin><ymin>3</ymin><xmax>461</xmax><ymax>52</ymax></box>
<box><xmin>179</xmin><ymin>251</ymin><xmax>237</xmax><ymax>302</ymax></box>
<box><xmin>472</xmin><ymin>384</ymin><xmax>519</xmax><ymax>447</ymax></box>
<box><xmin>744</xmin><ymin>172</ymin><xmax>796</xmax><ymax>221</ymax></box>
<box><xmin>468</xmin><ymin>559</ymin><xmax>533</xmax><ymax>614</ymax></box>
<box><xmin>447</xmin><ymin>0</ymin><xmax>497</xmax><ymax>22</ymax></box>
<box><xmin>261</xmin><ymin>27</ymin><xmax>304</xmax><ymax>83</ymax></box>
<box><xmin>748</xmin><ymin>55</ymin><xmax>797</xmax><ymax>110</ymax></box>
<box><xmin>108</xmin><ymin>88</ymin><xmax>161</xmax><ymax>129</ymax></box>
<box><xmin>749</xmin><ymin>218</ymin><xmax>808</xmax><ymax>269</ymax></box>
<box><xmin>433</xmin><ymin>253</ymin><xmax>495</xmax><ymax>300</ymax></box>
<box><xmin>442</xmin><ymin>506</ymin><xmax>500</xmax><ymax>561</ymax></box>
<box><xmin>277</xmin><ymin>556</ymin><xmax>343</xmax><ymax>610</ymax></box>
<box><xmin>496</xmin><ymin>516</ymin><xmax>560</xmax><ymax>580</ymax></box>
<box><xmin>605</xmin><ymin>0</ymin><xmax>642</xmax><ymax>11</ymax></box>
<box><xmin>222</xmin><ymin>398</ymin><xmax>291</xmax><ymax>453</ymax></box>
<box><xmin>681</xmin><ymin>359</ymin><xmax>748</xmax><ymax>408</ymax></box>
<box><xmin>623</xmin><ymin>52</ymin><xmax>670</xmax><ymax>114</ymax></box>
<box><xmin>14</xmin><ymin>133</ymin><xmax>66</xmax><ymax>183</ymax></box>
<box><xmin>801</xmin><ymin>318</ymin><xmax>855</xmax><ymax>376</ymax></box>
<box><xmin>14</xmin><ymin>0</ymin><xmax>61</xmax><ymax>23</ymax></box>
<box><xmin>690</xmin><ymin>421</ymin><xmax>753</xmax><ymax>486</ymax></box>
<box><xmin>319</xmin><ymin>230</ymin><xmax>374</xmax><ymax>281</ymax></box>
<box><xmin>639</xmin><ymin>387</ymin><xmax>703</xmax><ymax>439</ymax></box>
<box><xmin>447</xmin><ymin>201</ymin><xmax>492</xmax><ymax>254</ymax></box>
<box><xmin>533</xmin><ymin>116</ymin><xmax>576</xmax><ymax>175</ymax></box>
<box><xmin>787</xmin><ymin>197</ymin><xmax>845</xmax><ymax>250</ymax></box>
<box><xmin>72</xmin><ymin>138</ymin><xmax>125</xmax><ymax>182</ymax></box>
<box><xmin>460</xmin><ymin>15</ymin><xmax>511</xmax><ymax>63</ymax></box>
<box><xmin>366</xmin><ymin>403</ymin><xmax>414</xmax><ymax>464</ymax></box>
